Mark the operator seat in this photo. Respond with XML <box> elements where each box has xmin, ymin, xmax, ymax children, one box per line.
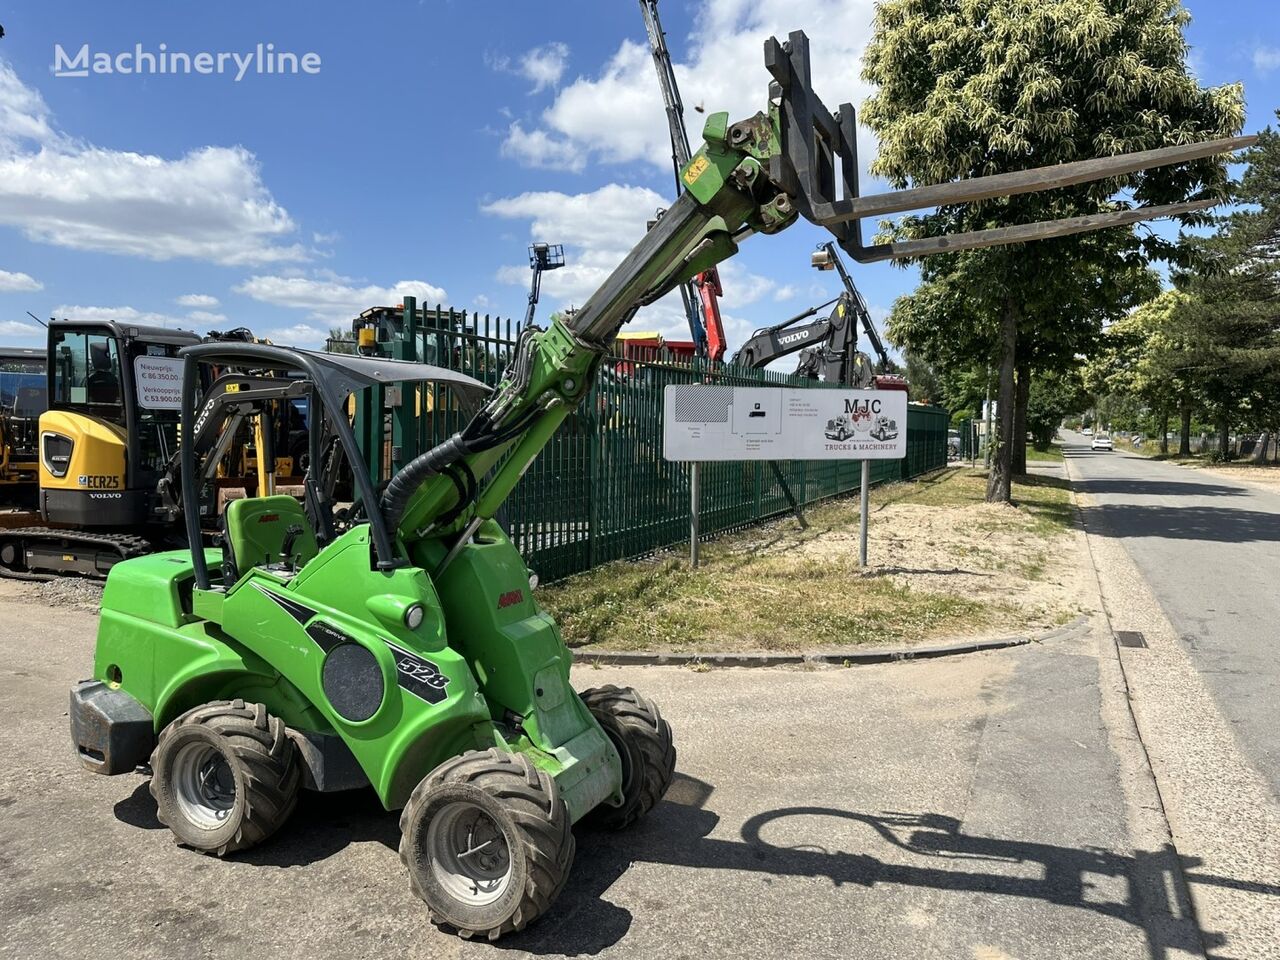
<box><xmin>86</xmin><ymin>342</ymin><xmax>121</xmax><ymax>404</ymax></box>
<box><xmin>221</xmin><ymin>495</ymin><xmax>319</xmax><ymax>583</ymax></box>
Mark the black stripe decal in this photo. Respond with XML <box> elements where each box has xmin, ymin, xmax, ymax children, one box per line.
<box><xmin>255</xmin><ymin>583</ymin><xmax>450</xmax><ymax>707</ymax></box>
<box><xmin>385</xmin><ymin>641</ymin><xmax>450</xmax><ymax>704</ymax></box>
<box><xmin>305</xmin><ymin>620</ymin><xmax>350</xmax><ymax>653</ymax></box>
<box><xmin>252</xmin><ymin>582</ymin><xmax>317</xmax><ymax>625</ymax></box>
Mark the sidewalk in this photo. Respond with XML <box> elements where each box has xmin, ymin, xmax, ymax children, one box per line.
<box><xmin>1067</xmin><ymin>449</ymin><xmax>1280</xmax><ymax>960</ymax></box>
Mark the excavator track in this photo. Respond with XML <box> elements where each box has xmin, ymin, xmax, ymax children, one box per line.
<box><xmin>0</xmin><ymin>527</ymin><xmax>153</xmax><ymax>581</ymax></box>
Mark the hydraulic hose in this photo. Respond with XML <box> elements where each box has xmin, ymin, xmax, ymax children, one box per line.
<box><xmin>380</xmin><ymin>433</ymin><xmax>471</xmax><ymax>534</ymax></box>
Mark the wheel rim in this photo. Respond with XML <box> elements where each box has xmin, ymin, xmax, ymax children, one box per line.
<box><xmin>426</xmin><ymin>801</ymin><xmax>513</xmax><ymax>906</ymax></box>
<box><xmin>171</xmin><ymin>741</ymin><xmax>237</xmax><ymax>830</ymax></box>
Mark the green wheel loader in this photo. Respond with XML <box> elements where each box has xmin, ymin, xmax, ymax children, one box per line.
<box><xmin>69</xmin><ymin>30</ymin><xmax>1250</xmax><ymax>940</ymax></box>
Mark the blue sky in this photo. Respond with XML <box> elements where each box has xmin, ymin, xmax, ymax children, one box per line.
<box><xmin>0</xmin><ymin>0</ymin><xmax>1277</xmax><ymax>358</ymax></box>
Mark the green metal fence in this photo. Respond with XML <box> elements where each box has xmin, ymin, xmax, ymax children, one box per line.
<box><xmin>335</xmin><ymin>301</ymin><xmax>949</xmax><ymax>583</ymax></box>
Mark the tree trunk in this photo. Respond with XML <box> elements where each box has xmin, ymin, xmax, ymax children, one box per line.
<box><xmin>986</xmin><ymin>299</ymin><xmax>1018</xmax><ymax>503</ymax></box>
<box><xmin>1158</xmin><ymin>410</ymin><xmax>1170</xmax><ymax>456</ymax></box>
<box><xmin>1218</xmin><ymin>416</ymin><xmax>1231</xmax><ymax>460</ymax></box>
<box><xmin>1012</xmin><ymin>361</ymin><xmax>1030</xmax><ymax>476</ymax></box>
<box><xmin>1178</xmin><ymin>401</ymin><xmax>1192</xmax><ymax>457</ymax></box>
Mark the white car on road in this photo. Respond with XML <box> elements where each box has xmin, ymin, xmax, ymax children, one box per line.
<box><xmin>1091</xmin><ymin>432</ymin><xmax>1114</xmax><ymax>451</ymax></box>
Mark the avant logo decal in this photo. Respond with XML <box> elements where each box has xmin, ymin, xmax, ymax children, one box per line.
<box><xmin>496</xmin><ymin>589</ymin><xmax>524</xmax><ymax>610</ymax></box>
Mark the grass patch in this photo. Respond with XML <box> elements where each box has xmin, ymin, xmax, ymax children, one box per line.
<box><xmin>540</xmin><ymin>466</ymin><xmax>1075</xmax><ymax>654</ymax></box>
<box><xmin>1026</xmin><ymin>443</ymin><xmax>1064</xmax><ymax>462</ymax></box>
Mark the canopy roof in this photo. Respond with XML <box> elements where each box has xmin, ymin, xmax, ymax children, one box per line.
<box><xmin>178</xmin><ymin>341</ymin><xmax>490</xmax><ymax>402</ymax></box>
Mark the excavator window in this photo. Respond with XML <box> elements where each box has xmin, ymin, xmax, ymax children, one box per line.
<box><xmin>53</xmin><ymin>330</ymin><xmax>123</xmax><ymax>411</ymax></box>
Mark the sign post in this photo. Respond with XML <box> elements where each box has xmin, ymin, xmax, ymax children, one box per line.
<box><xmin>664</xmin><ymin>385</ymin><xmax>908</xmax><ymax>565</ymax></box>
<box><xmin>859</xmin><ymin>459</ymin><xmax>870</xmax><ymax>566</ymax></box>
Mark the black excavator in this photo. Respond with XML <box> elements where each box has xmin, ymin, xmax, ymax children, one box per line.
<box><xmin>730</xmin><ymin>241</ymin><xmax>906</xmax><ymax>391</ymax></box>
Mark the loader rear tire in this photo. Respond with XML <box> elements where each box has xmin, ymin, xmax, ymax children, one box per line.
<box><xmin>400</xmin><ymin>749</ymin><xmax>574</xmax><ymax>940</ymax></box>
<box><xmin>149</xmin><ymin>699</ymin><xmax>300</xmax><ymax>857</ymax></box>
<box><xmin>580</xmin><ymin>685</ymin><xmax>676</xmax><ymax>830</ymax></box>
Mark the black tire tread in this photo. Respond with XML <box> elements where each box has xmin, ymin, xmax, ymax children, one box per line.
<box><xmin>580</xmin><ymin>684</ymin><xmax>676</xmax><ymax>830</ymax></box>
<box><xmin>150</xmin><ymin>698</ymin><xmax>300</xmax><ymax>857</ymax></box>
<box><xmin>399</xmin><ymin>748</ymin><xmax>574</xmax><ymax>941</ymax></box>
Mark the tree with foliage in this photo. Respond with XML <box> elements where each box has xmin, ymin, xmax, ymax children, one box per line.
<box><xmin>902</xmin><ymin>348</ymin><xmax>944</xmax><ymax>404</ymax></box>
<box><xmin>863</xmin><ymin>0</ymin><xmax>1245</xmax><ymax>500</ymax></box>
<box><xmin>1174</xmin><ymin>117</ymin><xmax>1280</xmax><ymax>458</ymax></box>
<box><xmin>1084</xmin><ymin>289</ymin><xmax>1199</xmax><ymax>454</ymax></box>
<box><xmin>1026</xmin><ymin>369</ymin><xmax>1089</xmax><ymax>448</ymax></box>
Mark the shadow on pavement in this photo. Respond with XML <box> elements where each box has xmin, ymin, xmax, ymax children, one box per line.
<box><xmin>118</xmin><ymin>770</ymin><xmax>1280</xmax><ymax>958</ymax></box>
<box><xmin>1081</xmin><ymin>501</ymin><xmax>1280</xmax><ymax>543</ymax></box>
<box><xmin>1074</xmin><ymin>477</ymin><xmax>1248</xmax><ymax>498</ymax></box>
<box><xmin>514</xmin><ymin>774</ymin><xmax>1259</xmax><ymax>960</ymax></box>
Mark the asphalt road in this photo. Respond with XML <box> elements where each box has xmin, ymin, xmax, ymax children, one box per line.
<box><xmin>1063</xmin><ymin>434</ymin><xmax>1280</xmax><ymax>801</ymax></box>
<box><xmin>0</xmin><ymin>582</ymin><xmax>1207</xmax><ymax>960</ymax></box>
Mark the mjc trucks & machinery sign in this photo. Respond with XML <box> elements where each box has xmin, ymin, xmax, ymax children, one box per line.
<box><xmin>663</xmin><ymin>385</ymin><xmax>907</xmax><ymax>461</ymax></box>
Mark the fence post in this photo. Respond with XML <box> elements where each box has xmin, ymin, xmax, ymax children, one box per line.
<box><xmin>690</xmin><ymin>461</ymin><xmax>701</xmax><ymax>567</ymax></box>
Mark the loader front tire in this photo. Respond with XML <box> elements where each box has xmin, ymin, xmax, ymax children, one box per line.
<box><xmin>149</xmin><ymin>699</ymin><xmax>300</xmax><ymax>856</ymax></box>
<box><xmin>580</xmin><ymin>685</ymin><xmax>676</xmax><ymax>830</ymax></box>
<box><xmin>400</xmin><ymin>749</ymin><xmax>574</xmax><ymax>940</ymax></box>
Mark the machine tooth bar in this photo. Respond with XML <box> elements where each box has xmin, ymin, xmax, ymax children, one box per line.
<box><xmin>764</xmin><ymin>30</ymin><xmax>1253</xmax><ymax>243</ymax></box>
<box><xmin>848</xmin><ymin>199</ymin><xmax>1219</xmax><ymax>263</ymax></box>
<box><xmin>819</xmin><ymin>137</ymin><xmax>1254</xmax><ymax>223</ymax></box>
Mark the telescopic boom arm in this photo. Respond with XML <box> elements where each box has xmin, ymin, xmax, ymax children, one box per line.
<box><xmin>384</xmin><ymin>30</ymin><xmax>1253</xmax><ymax>551</ymax></box>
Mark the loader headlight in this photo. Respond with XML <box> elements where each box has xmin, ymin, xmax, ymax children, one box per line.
<box><xmin>404</xmin><ymin>603</ymin><xmax>425</xmax><ymax>630</ymax></box>
<box><xmin>41</xmin><ymin>432</ymin><xmax>73</xmax><ymax>478</ymax></box>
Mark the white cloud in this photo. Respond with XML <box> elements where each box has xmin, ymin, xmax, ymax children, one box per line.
<box><xmin>234</xmin><ymin>275</ymin><xmax>449</xmax><ymax>323</ymax></box>
<box><xmin>0</xmin><ymin>63</ymin><xmax>54</xmax><ymax>149</ymax></box>
<box><xmin>52</xmin><ymin>303</ymin><xmax>190</xmax><ymax>329</ymax></box>
<box><xmin>261</xmin><ymin>323</ymin><xmax>328</xmax><ymax>347</ymax></box>
<box><xmin>1255</xmin><ymin>46</ymin><xmax>1280</xmax><ymax>73</ymax></box>
<box><xmin>503</xmin><ymin>1</ymin><xmax>879</xmax><ymax>173</ymax></box>
<box><xmin>483</xmin><ymin>181</ymin><xmax>718</xmax><ymax>338</ymax></box>
<box><xmin>176</xmin><ymin>293</ymin><xmax>219</xmax><ymax>308</ymax></box>
<box><xmin>500</xmin><ymin>121</ymin><xmax>586</xmax><ymax>172</ymax></box>
<box><xmin>186</xmin><ymin>310</ymin><xmax>228</xmax><ymax>325</ymax></box>
<box><xmin>716</xmin><ymin>260</ymin><xmax>777</xmax><ymax>307</ymax></box>
<box><xmin>0</xmin><ymin>268</ymin><xmax>42</xmax><ymax>292</ymax></box>
<box><xmin>483</xmin><ymin>183</ymin><xmax>666</xmax><ymax>305</ymax></box>
<box><xmin>490</xmin><ymin>42</ymin><xmax>571</xmax><ymax>94</ymax></box>
<box><xmin>773</xmin><ymin>284</ymin><xmax>797</xmax><ymax>302</ymax></box>
<box><xmin>481</xmin><ymin>183</ymin><xmax>782</xmax><ymax>341</ymax></box>
<box><xmin>0</xmin><ymin>59</ymin><xmax>306</xmax><ymax>266</ymax></box>
<box><xmin>0</xmin><ymin>319</ymin><xmax>37</xmax><ymax>337</ymax></box>
<box><xmin>519</xmin><ymin>43</ymin><xmax>570</xmax><ymax>93</ymax></box>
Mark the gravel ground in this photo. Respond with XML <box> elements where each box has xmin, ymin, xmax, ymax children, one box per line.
<box><xmin>25</xmin><ymin>577</ymin><xmax>105</xmax><ymax>610</ymax></box>
<box><xmin>0</xmin><ymin>577</ymin><xmax>1197</xmax><ymax>960</ymax></box>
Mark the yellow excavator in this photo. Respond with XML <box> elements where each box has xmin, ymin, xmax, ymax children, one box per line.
<box><xmin>0</xmin><ymin>319</ymin><xmax>299</xmax><ymax>579</ymax></box>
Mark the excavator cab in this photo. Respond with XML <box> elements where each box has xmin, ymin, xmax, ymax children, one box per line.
<box><xmin>40</xmin><ymin>319</ymin><xmax>200</xmax><ymax>528</ymax></box>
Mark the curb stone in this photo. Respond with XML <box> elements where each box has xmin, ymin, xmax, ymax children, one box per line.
<box><xmin>573</xmin><ymin>614</ymin><xmax>1091</xmax><ymax>669</ymax></box>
